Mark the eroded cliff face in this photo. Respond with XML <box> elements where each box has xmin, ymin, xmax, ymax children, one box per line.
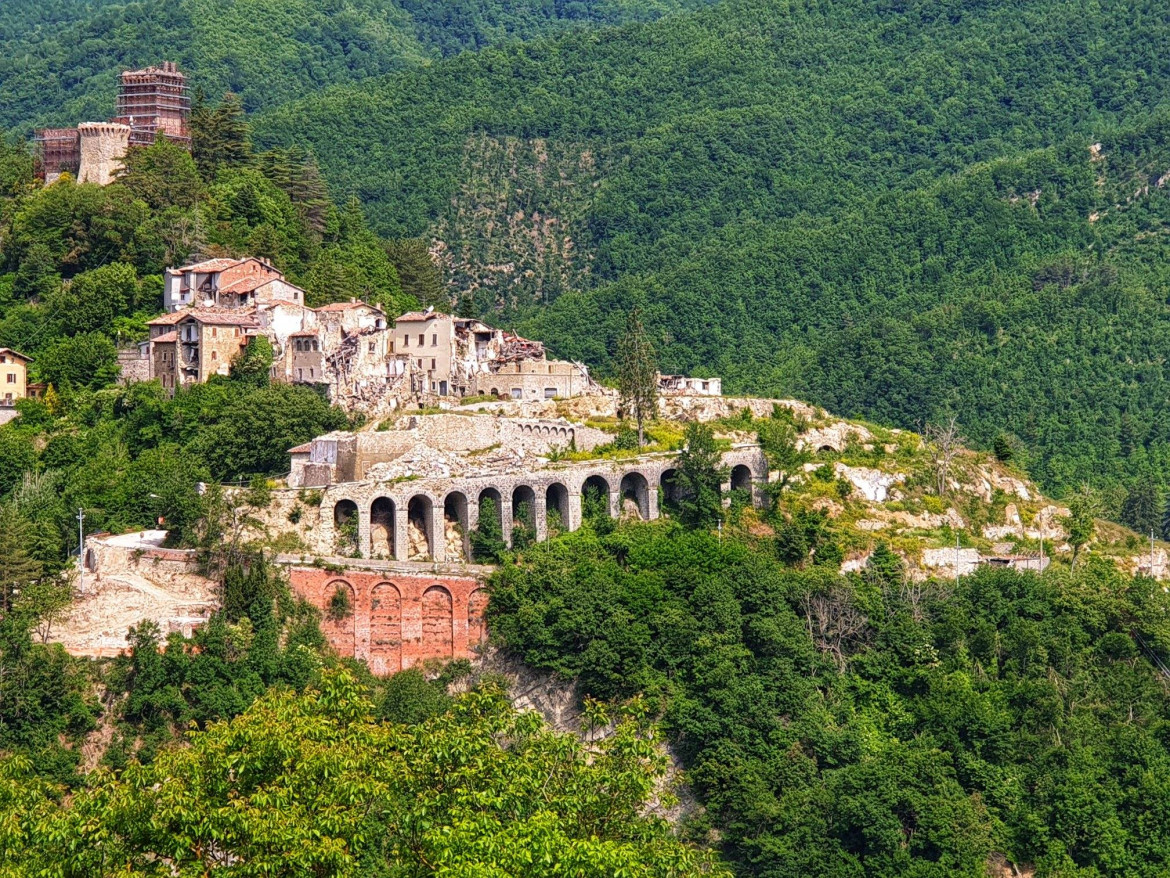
<box><xmin>469</xmin><ymin>647</ymin><xmax>701</xmax><ymax>827</ymax></box>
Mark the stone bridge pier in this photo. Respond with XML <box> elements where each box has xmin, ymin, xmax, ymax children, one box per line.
<box><xmin>315</xmin><ymin>445</ymin><xmax>767</xmax><ymax>564</ymax></box>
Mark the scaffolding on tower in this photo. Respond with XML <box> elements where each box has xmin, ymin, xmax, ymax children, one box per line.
<box><xmin>34</xmin><ymin>128</ymin><xmax>81</xmax><ymax>179</ymax></box>
<box><xmin>112</xmin><ymin>61</ymin><xmax>191</xmax><ymax>148</ymax></box>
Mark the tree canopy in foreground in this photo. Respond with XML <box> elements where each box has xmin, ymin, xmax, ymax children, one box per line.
<box><xmin>0</xmin><ymin>670</ymin><xmax>722</xmax><ymax>877</ymax></box>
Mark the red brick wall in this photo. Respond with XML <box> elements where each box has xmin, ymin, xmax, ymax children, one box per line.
<box><xmin>286</xmin><ymin>567</ymin><xmax>487</xmax><ymax>675</ymax></box>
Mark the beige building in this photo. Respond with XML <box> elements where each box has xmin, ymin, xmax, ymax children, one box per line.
<box><xmin>0</xmin><ymin>348</ymin><xmax>32</xmax><ymax>407</ymax></box>
<box><xmin>391</xmin><ymin>310</ymin><xmax>593</xmax><ymax>400</ymax></box>
<box><xmin>393</xmin><ymin>311</ymin><xmax>457</xmax><ymax>396</ymax></box>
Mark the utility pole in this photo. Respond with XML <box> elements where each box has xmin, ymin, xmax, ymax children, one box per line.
<box><xmin>77</xmin><ymin>508</ymin><xmax>85</xmax><ymax>593</ymax></box>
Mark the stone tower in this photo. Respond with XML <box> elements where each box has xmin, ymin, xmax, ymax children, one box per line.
<box><xmin>77</xmin><ymin>123</ymin><xmax>131</xmax><ymax>186</ymax></box>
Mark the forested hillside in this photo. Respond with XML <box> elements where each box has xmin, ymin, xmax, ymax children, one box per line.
<box><xmin>0</xmin><ymin>0</ymin><xmax>712</xmax><ymax>131</ymax></box>
<box><xmin>252</xmin><ymin>0</ymin><xmax>1170</xmax><ymax>504</ymax></box>
<box><xmin>491</xmin><ymin>522</ymin><xmax>1170</xmax><ymax>878</ymax></box>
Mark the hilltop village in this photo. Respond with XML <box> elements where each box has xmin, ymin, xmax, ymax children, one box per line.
<box><xmin>120</xmin><ymin>254</ymin><xmax>660</xmax><ymax>412</ymax></box>
<box><xmin>53</xmin><ymin>249</ymin><xmax>754</xmax><ymax>670</ymax></box>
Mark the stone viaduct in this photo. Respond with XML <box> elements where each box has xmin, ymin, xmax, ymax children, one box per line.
<box><xmin>316</xmin><ymin>444</ymin><xmax>769</xmax><ymax>562</ymax></box>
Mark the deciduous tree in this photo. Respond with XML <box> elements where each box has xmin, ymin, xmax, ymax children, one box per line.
<box><xmin>675</xmin><ymin>422</ymin><xmax>727</xmax><ymax>529</ymax></box>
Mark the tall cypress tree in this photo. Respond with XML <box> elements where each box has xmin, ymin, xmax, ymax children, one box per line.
<box><xmin>1160</xmin><ymin>493</ymin><xmax>1170</xmax><ymax>541</ymax></box>
<box><xmin>1121</xmin><ymin>481</ymin><xmax>1160</xmax><ymax>536</ymax></box>
<box><xmin>617</xmin><ymin>307</ymin><xmax>657</xmax><ymax>448</ymax></box>
<box><xmin>675</xmin><ymin>422</ymin><xmax>727</xmax><ymax>529</ymax></box>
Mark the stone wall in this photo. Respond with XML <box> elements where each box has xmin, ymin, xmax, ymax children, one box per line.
<box><xmin>286</xmin><ymin>566</ymin><xmax>488</xmax><ymax>674</ymax></box>
<box><xmin>117</xmin><ymin>347</ymin><xmax>151</xmax><ymax>385</ymax></box>
<box><xmin>291</xmin><ymin>415</ymin><xmax>613</xmax><ymax>487</ymax></box>
<box><xmin>472</xmin><ymin>359</ymin><xmax>589</xmax><ymax>401</ymax></box>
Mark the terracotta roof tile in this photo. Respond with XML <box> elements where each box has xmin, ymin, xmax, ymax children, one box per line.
<box><xmin>178</xmin><ymin>309</ymin><xmax>259</xmax><ymax>327</ymax></box>
<box><xmin>216</xmin><ymin>276</ymin><xmax>268</xmax><ymax>295</ymax></box>
<box><xmin>0</xmin><ymin>347</ymin><xmax>32</xmax><ymax>362</ymax></box>
<box><xmin>174</xmin><ymin>257</ymin><xmax>245</xmax><ymax>273</ymax></box>
<box><xmin>147</xmin><ymin>311</ymin><xmax>187</xmax><ymax>325</ymax></box>
<box><xmin>151</xmin><ymin>331</ymin><xmax>178</xmax><ymax>343</ymax></box>
<box><xmin>315</xmin><ymin>301</ymin><xmax>371</xmax><ymax>312</ymax></box>
<box><xmin>287</xmin><ymin>442</ymin><xmax>313</xmax><ymax>454</ymax></box>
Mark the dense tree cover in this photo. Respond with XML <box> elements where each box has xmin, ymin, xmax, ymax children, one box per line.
<box><xmin>0</xmin><ymin>537</ymin><xmax>336</xmax><ymax>782</ymax></box>
<box><xmin>260</xmin><ymin>0</ymin><xmax>1170</xmax><ymax>243</ymax></box>
<box><xmin>253</xmin><ymin>0</ymin><xmax>1170</xmax><ymax>505</ymax></box>
<box><xmin>0</xmin><ymin>0</ymin><xmax>713</xmax><ymax>132</ymax></box>
<box><xmin>0</xmin><ymin>374</ymin><xmax>348</xmax><ymax>554</ymax></box>
<box><xmin>0</xmin><ymin>669</ymin><xmax>722</xmax><ymax>876</ymax></box>
<box><xmin>489</xmin><ymin>521</ymin><xmax>1170</xmax><ymax>877</ymax></box>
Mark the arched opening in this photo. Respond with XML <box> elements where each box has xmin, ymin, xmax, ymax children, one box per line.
<box><xmin>322</xmin><ymin>579</ymin><xmax>356</xmax><ymax>658</ymax></box>
<box><xmin>468</xmin><ymin>588</ymin><xmax>490</xmax><ymax>649</ymax></box>
<box><xmin>473</xmin><ymin>488</ymin><xmax>506</xmax><ymax>563</ymax></box>
<box><xmin>369</xmin><ymin>582</ymin><xmax>402</xmax><ymax>675</ymax></box>
<box><xmin>660</xmin><ymin>468</ymin><xmax>689</xmax><ymax>516</ymax></box>
<box><xmin>817</xmin><ymin>444</ymin><xmax>837</xmax><ymax>455</ymax></box>
<box><xmin>582</xmin><ymin>475</ymin><xmax>612</xmax><ymax>527</ymax></box>
<box><xmin>407</xmin><ymin>495</ymin><xmax>434</xmax><ymax>561</ymax></box>
<box><xmin>511</xmin><ymin>485</ymin><xmax>537</xmax><ymax>548</ymax></box>
<box><xmin>443</xmin><ymin>491</ymin><xmax>470</xmax><ymax>562</ymax></box>
<box><xmin>620</xmin><ymin>472</ymin><xmax>650</xmax><ymax>520</ymax></box>
<box><xmin>370</xmin><ymin>497</ymin><xmax>394</xmax><ymax>558</ymax></box>
<box><xmin>546</xmin><ymin>482</ymin><xmax>570</xmax><ymax>536</ymax></box>
<box><xmin>419</xmin><ymin>585</ymin><xmax>454</xmax><ymax>664</ymax></box>
<box><xmin>731</xmin><ymin>465</ymin><xmax>753</xmax><ymax>494</ymax></box>
<box><xmin>333</xmin><ymin>499</ymin><xmax>358</xmax><ymax>555</ymax></box>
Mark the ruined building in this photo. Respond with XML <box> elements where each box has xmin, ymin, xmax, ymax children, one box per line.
<box><xmin>163</xmin><ymin>257</ymin><xmax>306</xmax><ymax>311</ymax></box>
<box><xmin>35</xmin><ymin>62</ymin><xmax>190</xmax><ymax>185</ymax></box>
<box><xmin>133</xmin><ymin>255</ymin><xmax>716</xmax><ymax>414</ymax></box>
<box><xmin>393</xmin><ymin>310</ymin><xmax>595</xmax><ymax>401</ymax></box>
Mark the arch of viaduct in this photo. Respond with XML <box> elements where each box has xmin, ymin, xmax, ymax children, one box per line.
<box><xmin>316</xmin><ymin>445</ymin><xmax>768</xmax><ymax>562</ymax></box>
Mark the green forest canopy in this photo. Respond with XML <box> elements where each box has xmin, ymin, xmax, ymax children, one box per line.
<box><xmin>0</xmin><ymin>0</ymin><xmax>714</xmax><ymax>130</ymax></box>
<box><xmin>490</xmin><ymin>522</ymin><xmax>1170</xmax><ymax>878</ymax></box>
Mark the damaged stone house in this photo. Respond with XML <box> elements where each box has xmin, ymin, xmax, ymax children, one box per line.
<box><xmin>163</xmin><ymin>257</ymin><xmax>306</xmax><ymax>311</ymax></box>
<box><xmin>392</xmin><ymin>309</ymin><xmax>595</xmax><ymax>400</ymax></box>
